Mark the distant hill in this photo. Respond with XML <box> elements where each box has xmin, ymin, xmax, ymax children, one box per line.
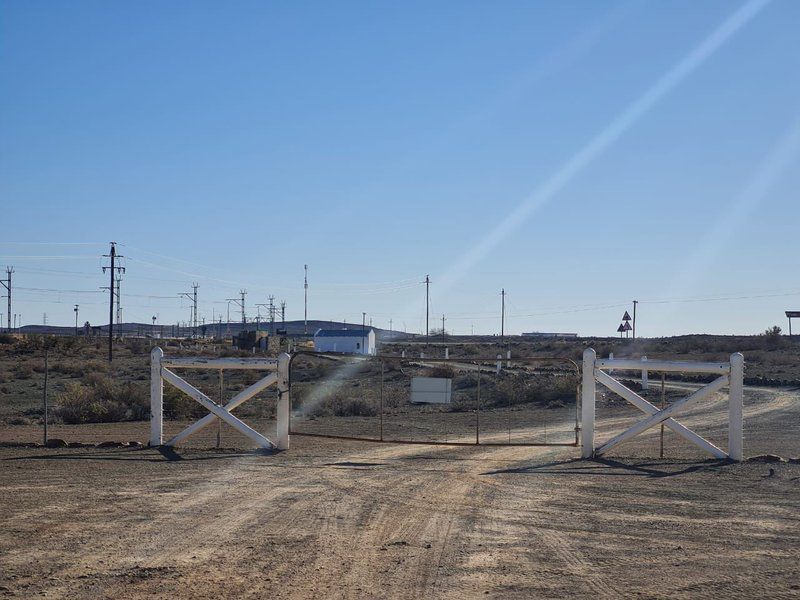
<box><xmin>16</xmin><ymin>320</ymin><xmax>411</xmax><ymax>340</ymax></box>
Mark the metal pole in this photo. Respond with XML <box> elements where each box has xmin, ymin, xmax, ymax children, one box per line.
<box><xmin>632</xmin><ymin>300</ymin><xmax>638</xmax><ymax>340</ymax></box>
<box><xmin>380</xmin><ymin>361</ymin><xmax>384</xmax><ymax>441</ymax></box>
<box><xmin>476</xmin><ymin>371</ymin><xmax>481</xmax><ymax>445</ymax></box>
<box><xmin>660</xmin><ymin>372</ymin><xmax>665</xmax><ymax>458</ymax></box>
<box><xmin>74</xmin><ymin>304</ymin><xmax>79</xmax><ymax>336</ymax></box>
<box><xmin>425</xmin><ymin>274</ymin><xmax>430</xmax><ymax>343</ymax></box>
<box><xmin>43</xmin><ymin>347</ymin><xmax>49</xmax><ymax>445</ymax></box>
<box><xmin>501</xmin><ymin>288</ymin><xmax>505</xmax><ymax>342</ymax></box>
<box><xmin>304</xmin><ymin>264</ymin><xmax>308</xmax><ymax>334</ymax></box>
<box><xmin>108</xmin><ymin>244</ymin><xmax>115</xmax><ymax>361</ymax></box>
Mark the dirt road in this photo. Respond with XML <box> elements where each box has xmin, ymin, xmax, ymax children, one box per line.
<box><xmin>1</xmin><ymin>385</ymin><xmax>799</xmax><ymax>598</ymax></box>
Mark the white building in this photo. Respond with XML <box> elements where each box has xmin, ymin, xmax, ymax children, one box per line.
<box><xmin>313</xmin><ymin>328</ymin><xmax>377</xmax><ymax>355</ymax></box>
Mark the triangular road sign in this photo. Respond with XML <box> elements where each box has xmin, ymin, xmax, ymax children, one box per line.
<box><xmin>623</xmin><ymin>321</ymin><xmax>632</xmax><ymax>331</ymax></box>
<box><xmin>622</xmin><ymin>311</ymin><xmax>631</xmax><ymax>321</ymax></box>
<box><xmin>617</xmin><ymin>324</ymin><xmax>625</xmax><ymax>332</ymax></box>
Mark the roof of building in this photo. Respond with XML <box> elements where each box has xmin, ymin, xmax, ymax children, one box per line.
<box><xmin>314</xmin><ymin>328</ymin><xmax>374</xmax><ymax>338</ymax></box>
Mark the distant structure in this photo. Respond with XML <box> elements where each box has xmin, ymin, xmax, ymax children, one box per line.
<box><xmin>313</xmin><ymin>328</ymin><xmax>376</xmax><ymax>355</ymax></box>
<box><xmin>521</xmin><ymin>332</ymin><xmax>578</xmax><ymax>339</ymax></box>
<box><xmin>786</xmin><ymin>311</ymin><xmax>800</xmax><ymax>336</ymax></box>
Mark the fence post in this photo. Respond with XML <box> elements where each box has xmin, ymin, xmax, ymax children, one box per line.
<box><xmin>150</xmin><ymin>347</ymin><xmax>163</xmax><ymax>446</ymax></box>
<box><xmin>506</xmin><ymin>350</ymin><xmax>512</xmax><ymax>368</ymax></box>
<box><xmin>729</xmin><ymin>353</ymin><xmax>744</xmax><ymax>461</ymax></box>
<box><xmin>641</xmin><ymin>356</ymin><xmax>648</xmax><ymax>391</ymax></box>
<box><xmin>496</xmin><ymin>354</ymin><xmax>502</xmax><ymax>374</ymax></box>
<box><xmin>581</xmin><ymin>348</ymin><xmax>596</xmax><ymax>459</ymax></box>
<box><xmin>276</xmin><ymin>352</ymin><xmax>291</xmax><ymax>450</ymax></box>
<box><xmin>444</xmin><ymin>347</ymin><xmax>449</xmax><ymax>359</ymax></box>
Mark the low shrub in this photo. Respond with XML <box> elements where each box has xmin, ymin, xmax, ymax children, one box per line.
<box><xmin>308</xmin><ymin>395</ymin><xmax>378</xmax><ymax>418</ymax></box>
<box><xmin>54</xmin><ymin>375</ymin><xmax>147</xmax><ymax>424</ymax></box>
<box><xmin>162</xmin><ymin>384</ymin><xmax>208</xmax><ymax>420</ymax></box>
<box><xmin>13</xmin><ymin>362</ymin><xmax>34</xmax><ymax>379</ymax></box>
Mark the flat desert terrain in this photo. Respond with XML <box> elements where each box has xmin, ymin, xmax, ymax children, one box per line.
<box><xmin>1</xmin><ymin>382</ymin><xmax>798</xmax><ymax>599</ymax></box>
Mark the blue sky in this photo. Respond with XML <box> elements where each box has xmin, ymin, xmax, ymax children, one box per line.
<box><xmin>1</xmin><ymin>0</ymin><xmax>798</xmax><ymax>336</ymax></box>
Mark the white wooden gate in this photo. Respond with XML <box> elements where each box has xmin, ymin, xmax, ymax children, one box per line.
<box><xmin>581</xmin><ymin>349</ymin><xmax>743</xmax><ymax>461</ymax></box>
<box><xmin>149</xmin><ymin>347</ymin><xmax>290</xmax><ymax>450</ymax></box>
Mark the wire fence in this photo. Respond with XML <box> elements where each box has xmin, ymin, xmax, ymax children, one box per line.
<box><xmin>288</xmin><ymin>353</ymin><xmax>580</xmax><ymax>446</ymax></box>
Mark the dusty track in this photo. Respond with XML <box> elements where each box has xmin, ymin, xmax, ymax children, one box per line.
<box><xmin>1</xmin><ymin>385</ymin><xmax>799</xmax><ymax>598</ymax></box>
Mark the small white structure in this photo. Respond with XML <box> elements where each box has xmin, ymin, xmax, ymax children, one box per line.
<box><xmin>410</xmin><ymin>377</ymin><xmax>452</xmax><ymax>404</ymax></box>
<box><xmin>313</xmin><ymin>328</ymin><xmax>376</xmax><ymax>355</ymax></box>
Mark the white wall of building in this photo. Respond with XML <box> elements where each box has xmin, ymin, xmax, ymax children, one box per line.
<box><xmin>313</xmin><ymin>329</ymin><xmax>376</xmax><ymax>355</ymax></box>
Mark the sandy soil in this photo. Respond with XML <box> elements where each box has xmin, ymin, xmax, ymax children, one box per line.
<box><xmin>1</xmin><ymin>385</ymin><xmax>799</xmax><ymax>599</ymax></box>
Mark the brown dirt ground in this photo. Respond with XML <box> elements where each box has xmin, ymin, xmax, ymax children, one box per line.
<box><xmin>1</xmin><ymin>384</ymin><xmax>799</xmax><ymax>599</ymax></box>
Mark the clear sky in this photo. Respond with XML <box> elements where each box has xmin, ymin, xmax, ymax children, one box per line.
<box><xmin>1</xmin><ymin>0</ymin><xmax>799</xmax><ymax>336</ymax></box>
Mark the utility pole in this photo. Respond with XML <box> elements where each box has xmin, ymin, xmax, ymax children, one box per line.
<box><xmin>304</xmin><ymin>264</ymin><xmax>308</xmax><ymax>334</ymax></box>
<box><xmin>425</xmin><ymin>274</ymin><xmax>430</xmax><ymax>343</ymax></box>
<box><xmin>389</xmin><ymin>318</ymin><xmax>393</xmax><ymax>332</ymax></box>
<box><xmin>362</xmin><ymin>312</ymin><xmax>366</xmax><ymax>353</ymax></box>
<box><xmin>102</xmin><ymin>242</ymin><xmax>124</xmax><ymax>362</ymax></box>
<box><xmin>441</xmin><ymin>314</ymin><xmax>446</xmax><ymax>343</ymax></box>
<box><xmin>500</xmin><ymin>288</ymin><xmax>506</xmax><ymax>342</ymax></box>
<box><xmin>74</xmin><ymin>305</ymin><xmax>79</xmax><ymax>336</ymax></box>
<box><xmin>268</xmin><ymin>295</ymin><xmax>276</xmax><ymax>334</ymax></box>
<box><xmin>1</xmin><ymin>267</ymin><xmax>13</xmax><ymax>333</ymax></box>
<box><xmin>179</xmin><ymin>283</ymin><xmax>199</xmax><ymax>337</ymax></box>
<box><xmin>632</xmin><ymin>300</ymin><xmax>638</xmax><ymax>340</ymax></box>
<box><xmin>193</xmin><ymin>283</ymin><xmax>198</xmax><ymax>331</ymax></box>
<box><xmin>226</xmin><ymin>291</ymin><xmax>247</xmax><ymax>332</ymax></box>
<box><xmin>280</xmin><ymin>301</ymin><xmax>286</xmax><ymax>326</ymax></box>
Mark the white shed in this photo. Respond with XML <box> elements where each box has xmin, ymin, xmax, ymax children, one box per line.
<box><xmin>313</xmin><ymin>328</ymin><xmax>376</xmax><ymax>355</ymax></box>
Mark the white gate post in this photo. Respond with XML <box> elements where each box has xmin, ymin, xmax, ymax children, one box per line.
<box><xmin>581</xmin><ymin>348</ymin><xmax>596</xmax><ymax>458</ymax></box>
<box><xmin>444</xmin><ymin>347</ymin><xmax>449</xmax><ymax>359</ymax></box>
<box><xmin>729</xmin><ymin>353</ymin><xmax>744</xmax><ymax>461</ymax></box>
<box><xmin>641</xmin><ymin>356</ymin><xmax>648</xmax><ymax>391</ymax></box>
<box><xmin>276</xmin><ymin>352</ymin><xmax>291</xmax><ymax>450</ymax></box>
<box><xmin>150</xmin><ymin>347</ymin><xmax>163</xmax><ymax>446</ymax></box>
<box><xmin>496</xmin><ymin>354</ymin><xmax>502</xmax><ymax>374</ymax></box>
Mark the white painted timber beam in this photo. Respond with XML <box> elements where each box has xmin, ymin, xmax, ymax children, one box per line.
<box><xmin>596</xmin><ymin>358</ymin><xmax>728</xmax><ymax>374</ymax></box>
<box><xmin>728</xmin><ymin>353</ymin><xmax>744</xmax><ymax>461</ymax></box>
<box><xmin>161</xmin><ymin>357</ymin><xmax>279</xmax><ymax>370</ymax></box>
<box><xmin>161</xmin><ymin>368</ymin><xmax>274</xmax><ymax>449</ymax></box>
<box><xmin>150</xmin><ymin>347</ymin><xmax>163</xmax><ymax>446</ymax></box>
<box><xmin>165</xmin><ymin>373</ymin><xmax>277</xmax><ymax>447</ymax></box>
<box><xmin>581</xmin><ymin>349</ymin><xmax>596</xmax><ymax>459</ymax></box>
<box><xmin>595</xmin><ymin>374</ymin><xmax>729</xmax><ymax>456</ymax></box>
<box><xmin>594</xmin><ymin>370</ymin><xmax>727</xmax><ymax>459</ymax></box>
